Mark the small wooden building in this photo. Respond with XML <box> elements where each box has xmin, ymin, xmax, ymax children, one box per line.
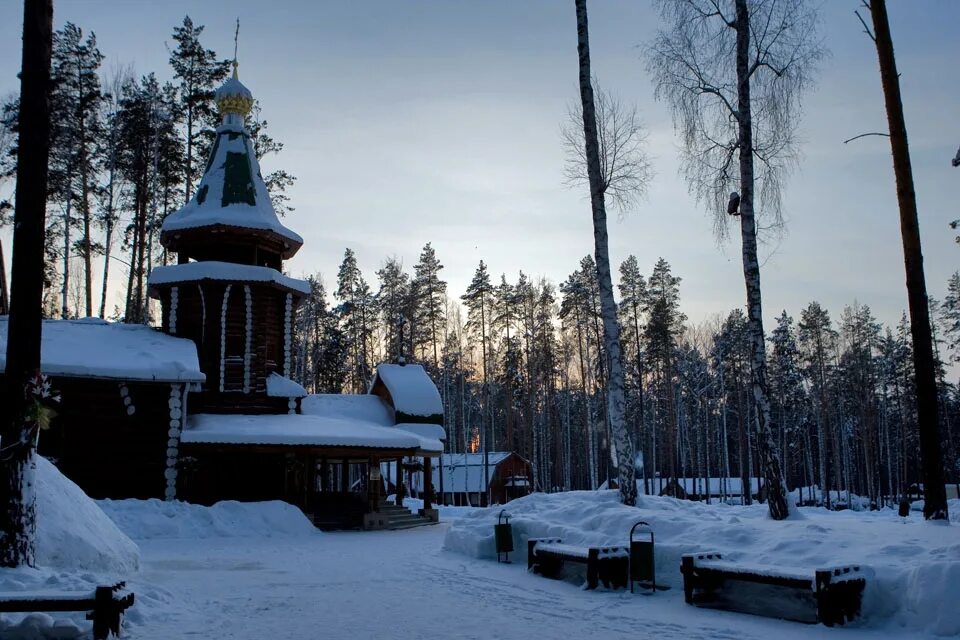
<box><xmin>0</xmin><ymin>317</ymin><xmax>206</xmax><ymax>499</ymax></box>
<box><xmin>408</xmin><ymin>452</ymin><xmax>532</xmax><ymax>507</ymax></box>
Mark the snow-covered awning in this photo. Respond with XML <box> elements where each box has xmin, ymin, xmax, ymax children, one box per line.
<box><xmin>0</xmin><ymin>317</ymin><xmax>204</xmax><ymax>383</ymax></box>
<box><xmin>180</xmin><ymin>413</ymin><xmax>425</xmax><ymax>450</ymax></box>
<box><xmin>148</xmin><ymin>261</ymin><xmax>311</xmax><ymax>296</ymax></box>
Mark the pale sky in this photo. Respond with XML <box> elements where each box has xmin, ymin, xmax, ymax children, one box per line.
<box><xmin>1</xmin><ymin>1</ymin><xmax>958</xmax><ymax>334</ymax></box>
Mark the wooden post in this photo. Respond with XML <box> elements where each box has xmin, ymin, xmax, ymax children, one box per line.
<box><xmin>319</xmin><ymin>457</ymin><xmax>328</xmax><ymax>492</ymax></box>
<box><xmin>395</xmin><ymin>457</ymin><xmax>403</xmax><ymax>508</ymax></box>
<box><xmin>340</xmin><ymin>459</ymin><xmax>349</xmax><ymax>493</ymax></box>
<box><xmin>423</xmin><ymin>456</ymin><xmax>434</xmax><ymax>510</ymax></box>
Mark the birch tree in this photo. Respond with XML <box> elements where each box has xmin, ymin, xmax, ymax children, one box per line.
<box><xmin>647</xmin><ymin>0</ymin><xmax>824</xmax><ymax>519</ymax></box>
<box><xmin>573</xmin><ymin>0</ymin><xmax>636</xmax><ymax>505</ymax></box>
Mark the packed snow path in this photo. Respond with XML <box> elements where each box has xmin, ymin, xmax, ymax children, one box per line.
<box><xmin>129</xmin><ymin>525</ymin><xmax>932</xmax><ymax>640</ymax></box>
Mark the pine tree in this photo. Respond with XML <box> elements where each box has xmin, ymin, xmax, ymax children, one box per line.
<box><xmin>411</xmin><ymin>242</ymin><xmax>446</xmax><ymax>371</ymax></box>
<box><xmin>461</xmin><ymin>260</ymin><xmax>494</xmax><ymax>503</ymax></box>
<box><xmin>49</xmin><ymin>23</ymin><xmax>105</xmax><ymax>318</ymax></box>
<box><xmin>376</xmin><ymin>257</ymin><xmax>412</xmax><ymax>363</ymax></box>
<box><xmin>247</xmin><ymin>102</ymin><xmax>296</xmax><ymax>215</ymax></box>
<box><xmin>168</xmin><ymin>16</ymin><xmax>229</xmax><ymax>200</ymax></box>
<box><xmin>798</xmin><ymin>302</ymin><xmax>837</xmax><ymax>506</ymax></box>
<box><xmin>335</xmin><ymin>248</ymin><xmax>377</xmax><ymax>393</ymax></box>
<box><xmin>618</xmin><ymin>255</ymin><xmax>647</xmax><ymax>479</ymax></box>
<box><xmin>644</xmin><ymin>258</ymin><xmax>685</xmax><ymax>486</ymax></box>
<box><xmin>768</xmin><ymin>311</ymin><xmax>807</xmax><ymax>494</ymax></box>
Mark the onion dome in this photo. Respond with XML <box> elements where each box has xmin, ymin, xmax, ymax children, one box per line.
<box><xmin>215</xmin><ymin>61</ymin><xmax>254</xmax><ymax>120</ymax></box>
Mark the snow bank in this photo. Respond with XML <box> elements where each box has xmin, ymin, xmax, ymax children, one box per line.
<box><xmin>444</xmin><ymin>490</ymin><xmax>960</xmax><ymax>634</ymax></box>
<box><xmin>0</xmin><ymin>457</ymin><xmax>140</xmax><ymax>638</ymax></box>
<box><xmin>98</xmin><ymin>498</ymin><xmax>318</xmax><ymax>540</ymax></box>
<box><xmin>35</xmin><ymin>456</ymin><xmax>140</xmax><ymax>574</ymax></box>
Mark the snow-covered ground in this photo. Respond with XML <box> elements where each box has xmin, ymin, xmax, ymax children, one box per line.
<box><xmin>2</xmin><ymin>460</ymin><xmax>957</xmax><ymax>639</ymax></box>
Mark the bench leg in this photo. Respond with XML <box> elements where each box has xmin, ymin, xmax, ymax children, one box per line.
<box><xmin>681</xmin><ymin>556</ymin><xmax>695</xmax><ymax>604</ymax></box>
<box><xmin>586</xmin><ymin>549</ymin><xmax>599</xmax><ymax>590</ymax></box>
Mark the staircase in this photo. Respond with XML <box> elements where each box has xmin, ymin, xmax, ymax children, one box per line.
<box><xmin>378</xmin><ymin>501</ymin><xmax>437</xmax><ymax>530</ymax></box>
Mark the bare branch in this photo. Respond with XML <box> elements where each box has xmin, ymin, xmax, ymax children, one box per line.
<box><xmin>843</xmin><ymin>131</ymin><xmax>890</xmax><ymax>144</ymax></box>
<box><xmin>855</xmin><ymin>9</ymin><xmax>876</xmax><ymax>42</ymax></box>
<box><xmin>561</xmin><ymin>82</ymin><xmax>654</xmax><ymax>213</ymax></box>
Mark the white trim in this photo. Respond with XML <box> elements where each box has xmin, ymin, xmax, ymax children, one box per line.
<box><xmin>168</xmin><ymin>286</ymin><xmax>179</xmax><ymax>334</ymax></box>
<box><xmin>219</xmin><ymin>284</ymin><xmax>232</xmax><ymax>393</ymax></box>
<box><xmin>243</xmin><ymin>285</ymin><xmax>252</xmax><ymax>394</ymax></box>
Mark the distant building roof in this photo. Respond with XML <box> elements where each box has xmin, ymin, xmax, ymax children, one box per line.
<box><xmin>369</xmin><ymin>363</ymin><xmax>443</xmax><ymax>423</ymax></box>
<box><xmin>0</xmin><ymin>317</ymin><xmax>204</xmax><ymax>383</ymax></box>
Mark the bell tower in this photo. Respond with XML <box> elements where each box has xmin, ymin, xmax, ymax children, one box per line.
<box><xmin>149</xmin><ymin>64</ymin><xmax>309</xmax><ymax>414</ymax></box>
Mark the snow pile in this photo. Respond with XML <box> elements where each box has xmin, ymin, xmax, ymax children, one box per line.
<box><xmin>97</xmin><ymin>499</ymin><xmax>319</xmax><ymax>540</ymax></box>
<box><xmin>35</xmin><ymin>456</ymin><xmax>140</xmax><ymax>574</ymax></box>
<box><xmin>265</xmin><ymin>372</ymin><xmax>307</xmax><ymax>397</ymax></box>
<box><xmin>0</xmin><ymin>457</ymin><xmax>140</xmax><ymax>639</ymax></box>
<box><xmin>444</xmin><ymin>490</ymin><xmax>960</xmax><ymax>635</ymax></box>
<box><xmin>302</xmin><ymin>393</ymin><xmax>393</xmax><ymax>425</ymax></box>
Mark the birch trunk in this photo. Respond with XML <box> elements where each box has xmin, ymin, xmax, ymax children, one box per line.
<box><xmin>734</xmin><ymin>0</ymin><xmax>789</xmax><ymax>519</ymax></box>
<box><xmin>575</xmin><ymin>0</ymin><xmax>635</xmax><ymax>506</ymax></box>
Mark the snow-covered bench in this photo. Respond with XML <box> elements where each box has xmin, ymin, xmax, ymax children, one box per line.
<box><xmin>680</xmin><ymin>552</ymin><xmax>867</xmax><ymax>626</ymax></box>
<box><xmin>0</xmin><ymin>582</ymin><xmax>134</xmax><ymax>639</ymax></box>
<box><xmin>527</xmin><ymin>538</ymin><xmax>629</xmax><ymax>589</ymax></box>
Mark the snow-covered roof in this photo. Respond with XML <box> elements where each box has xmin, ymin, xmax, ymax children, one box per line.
<box><xmin>181</xmin><ymin>413</ymin><xmax>424</xmax><ymax>450</ymax></box>
<box><xmin>300</xmin><ymin>394</ymin><xmax>444</xmax><ymax>453</ymax></box>
<box><xmin>0</xmin><ymin>317</ymin><xmax>204</xmax><ymax>383</ymax></box>
<box><xmin>148</xmin><ymin>261</ymin><xmax>311</xmax><ymax>296</ymax></box>
<box><xmin>161</xmin><ymin>121</ymin><xmax>302</xmax><ymax>251</ymax></box>
<box><xmin>396</xmin><ymin>422</ymin><xmax>446</xmax><ymax>442</ymax></box>
<box><xmin>301</xmin><ymin>394</ymin><xmax>393</xmax><ymax>426</ymax></box>
<box><xmin>266</xmin><ymin>373</ymin><xmax>307</xmax><ymax>398</ymax></box>
<box><xmin>371</xmin><ymin>363</ymin><xmax>443</xmax><ymax>420</ymax></box>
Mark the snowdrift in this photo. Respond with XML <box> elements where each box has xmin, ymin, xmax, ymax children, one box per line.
<box><xmin>444</xmin><ymin>491</ymin><xmax>960</xmax><ymax>635</ymax></box>
<box><xmin>35</xmin><ymin>456</ymin><xmax>140</xmax><ymax>574</ymax></box>
<box><xmin>0</xmin><ymin>457</ymin><xmax>140</xmax><ymax>639</ymax></box>
<box><xmin>98</xmin><ymin>498</ymin><xmax>319</xmax><ymax>540</ymax></box>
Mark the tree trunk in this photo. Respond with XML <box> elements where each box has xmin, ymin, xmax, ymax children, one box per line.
<box><xmin>575</xmin><ymin>0</ymin><xmax>635</xmax><ymax>506</ymax></box>
<box><xmin>868</xmin><ymin>0</ymin><xmax>948</xmax><ymax>521</ymax></box>
<box><xmin>1</xmin><ymin>0</ymin><xmax>53</xmax><ymax>569</ymax></box>
<box><xmin>734</xmin><ymin>0</ymin><xmax>789</xmax><ymax>520</ymax></box>
<box><xmin>61</xmin><ymin>189</ymin><xmax>71</xmax><ymax>318</ymax></box>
